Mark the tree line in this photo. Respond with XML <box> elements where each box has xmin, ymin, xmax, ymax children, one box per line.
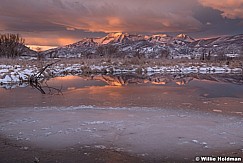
<box><xmin>0</xmin><ymin>33</ymin><xmax>25</xmax><ymax>58</ymax></box>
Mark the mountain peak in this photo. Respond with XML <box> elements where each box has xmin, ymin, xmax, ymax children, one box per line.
<box><xmin>99</xmin><ymin>32</ymin><xmax>143</xmax><ymax>44</ymax></box>
<box><xmin>175</xmin><ymin>33</ymin><xmax>194</xmax><ymax>42</ymax></box>
<box><xmin>106</xmin><ymin>32</ymin><xmax>128</xmax><ymax>38</ymax></box>
<box><xmin>176</xmin><ymin>33</ymin><xmax>187</xmax><ymax>38</ymax></box>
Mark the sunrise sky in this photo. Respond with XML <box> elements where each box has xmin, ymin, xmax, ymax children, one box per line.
<box><xmin>1</xmin><ymin>0</ymin><xmax>243</xmax><ymax>50</ymax></box>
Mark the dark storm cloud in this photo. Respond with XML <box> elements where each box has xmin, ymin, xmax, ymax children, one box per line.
<box><xmin>0</xmin><ymin>16</ymin><xmax>65</xmax><ymax>32</ymax></box>
<box><xmin>191</xmin><ymin>5</ymin><xmax>243</xmax><ymax>38</ymax></box>
<box><xmin>0</xmin><ymin>0</ymin><xmax>243</xmax><ymax>46</ymax></box>
<box><xmin>199</xmin><ymin>0</ymin><xmax>243</xmax><ymax>19</ymax></box>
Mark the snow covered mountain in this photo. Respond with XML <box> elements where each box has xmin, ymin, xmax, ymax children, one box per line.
<box><xmin>175</xmin><ymin>34</ymin><xmax>195</xmax><ymax>42</ymax></box>
<box><xmin>42</xmin><ymin>33</ymin><xmax>243</xmax><ymax>59</ymax></box>
<box><xmin>94</xmin><ymin>32</ymin><xmax>145</xmax><ymax>44</ymax></box>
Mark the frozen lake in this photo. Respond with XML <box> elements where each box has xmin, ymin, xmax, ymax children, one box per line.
<box><xmin>0</xmin><ymin>73</ymin><xmax>243</xmax><ymax>161</ymax></box>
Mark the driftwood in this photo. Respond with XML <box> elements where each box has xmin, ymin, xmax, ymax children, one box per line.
<box><xmin>29</xmin><ymin>60</ymin><xmax>60</xmax><ymax>83</ymax></box>
<box><xmin>29</xmin><ymin>60</ymin><xmax>62</xmax><ymax>95</ymax></box>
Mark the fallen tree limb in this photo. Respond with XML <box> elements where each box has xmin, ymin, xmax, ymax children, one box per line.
<box><xmin>35</xmin><ymin>60</ymin><xmax>61</xmax><ymax>79</ymax></box>
<box><xmin>29</xmin><ymin>60</ymin><xmax>60</xmax><ymax>84</ymax></box>
<box><xmin>28</xmin><ymin>60</ymin><xmax>62</xmax><ymax>95</ymax></box>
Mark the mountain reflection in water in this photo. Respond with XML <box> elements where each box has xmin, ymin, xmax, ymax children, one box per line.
<box><xmin>0</xmin><ymin>73</ymin><xmax>243</xmax><ymax>114</ymax></box>
<box><xmin>1</xmin><ymin>73</ymin><xmax>243</xmax><ymax>89</ymax></box>
<box><xmin>47</xmin><ymin>73</ymin><xmax>243</xmax><ymax>88</ymax></box>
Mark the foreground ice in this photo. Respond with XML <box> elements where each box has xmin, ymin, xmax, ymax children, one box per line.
<box><xmin>0</xmin><ymin>106</ymin><xmax>242</xmax><ymax>160</ymax></box>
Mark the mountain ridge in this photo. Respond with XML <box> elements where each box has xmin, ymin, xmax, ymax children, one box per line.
<box><xmin>42</xmin><ymin>32</ymin><xmax>243</xmax><ymax>59</ymax></box>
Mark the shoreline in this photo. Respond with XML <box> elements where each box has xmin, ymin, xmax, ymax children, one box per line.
<box><xmin>0</xmin><ymin>58</ymin><xmax>242</xmax><ymax>84</ymax></box>
<box><xmin>0</xmin><ymin>135</ymin><xmax>242</xmax><ymax>163</ymax></box>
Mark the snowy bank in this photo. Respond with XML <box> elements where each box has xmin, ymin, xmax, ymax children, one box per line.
<box><xmin>0</xmin><ymin>64</ymin><xmax>242</xmax><ymax>84</ymax></box>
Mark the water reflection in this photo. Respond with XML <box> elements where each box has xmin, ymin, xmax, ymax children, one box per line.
<box><xmin>0</xmin><ymin>73</ymin><xmax>243</xmax><ymax>110</ymax></box>
<box><xmin>48</xmin><ymin>73</ymin><xmax>243</xmax><ymax>87</ymax></box>
<box><xmin>1</xmin><ymin>73</ymin><xmax>243</xmax><ymax>90</ymax></box>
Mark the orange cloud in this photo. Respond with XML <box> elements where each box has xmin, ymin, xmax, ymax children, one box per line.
<box><xmin>25</xmin><ymin>36</ymin><xmax>79</xmax><ymax>47</ymax></box>
<box><xmin>84</xmin><ymin>17</ymin><xmax>125</xmax><ymax>33</ymax></box>
<box><xmin>108</xmin><ymin>17</ymin><xmax>122</xmax><ymax>26</ymax></box>
<box><xmin>66</xmin><ymin>27</ymin><xmax>76</xmax><ymax>31</ymax></box>
<box><xmin>57</xmin><ymin>38</ymin><xmax>78</xmax><ymax>46</ymax></box>
<box><xmin>25</xmin><ymin>0</ymin><xmax>201</xmax><ymax>33</ymax></box>
<box><xmin>199</xmin><ymin>0</ymin><xmax>243</xmax><ymax>19</ymax></box>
